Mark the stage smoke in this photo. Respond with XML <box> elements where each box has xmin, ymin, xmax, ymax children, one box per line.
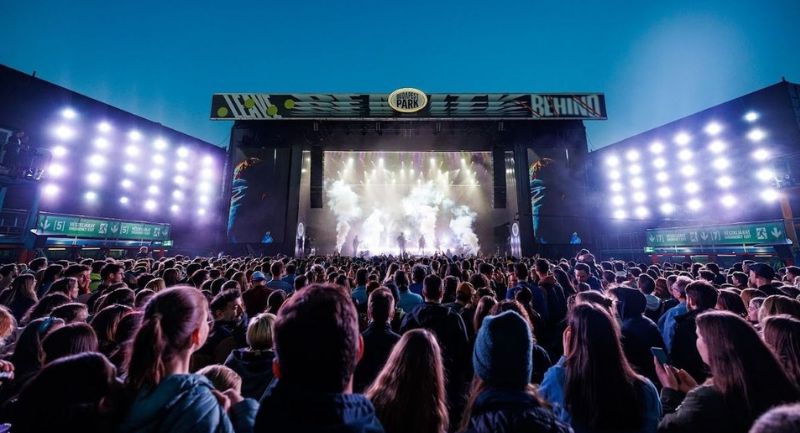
<box><xmin>362</xmin><ymin>209</ymin><xmax>386</xmax><ymax>253</ymax></box>
<box><xmin>327</xmin><ymin>180</ymin><xmax>362</xmax><ymax>252</ymax></box>
<box><xmin>402</xmin><ymin>182</ymin><xmax>444</xmax><ymax>249</ymax></box>
<box><xmin>450</xmin><ymin>205</ymin><xmax>480</xmax><ymax>254</ymax></box>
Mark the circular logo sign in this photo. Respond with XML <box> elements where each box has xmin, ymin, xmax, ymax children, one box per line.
<box><xmin>388</xmin><ymin>88</ymin><xmax>428</xmax><ymax>113</ymax></box>
<box><xmin>297</xmin><ymin>222</ymin><xmax>305</xmax><ymax>238</ymax></box>
<box><xmin>511</xmin><ymin>222</ymin><xmax>520</xmax><ymax>238</ymax></box>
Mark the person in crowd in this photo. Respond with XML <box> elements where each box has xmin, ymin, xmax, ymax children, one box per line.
<box><xmin>574</xmin><ymin>263</ymin><xmax>602</xmax><ymax>292</ymax></box>
<box><xmin>394</xmin><ymin>270</ymin><xmax>422</xmax><ymax>313</ymax></box>
<box><xmin>539</xmin><ymin>303</ymin><xmax>661</xmax><ymax>433</ymax></box>
<box><xmin>461</xmin><ymin>310</ymin><xmax>571</xmax><ymax>433</ymax></box>
<box><xmin>716</xmin><ymin>289</ymin><xmax>748</xmax><ymax>317</ymax></box>
<box><xmin>759</xmin><ymin>295</ymin><xmax>800</xmax><ymax>321</ymax></box>
<box><xmin>762</xmin><ymin>315</ymin><xmax>800</xmax><ymax>385</ymax></box>
<box><xmin>749</xmin><ymin>264</ymin><xmax>784</xmax><ymax>296</ymax></box>
<box><xmin>110</xmin><ymin>311</ymin><xmax>144</xmax><ymax>376</ymax></box>
<box><xmin>20</xmin><ymin>292</ymin><xmax>69</xmax><ymax>325</ymax></box>
<box><xmin>266</xmin><ymin>261</ymin><xmax>292</xmax><ymax>293</ymax></box>
<box><xmin>0</xmin><ymin>316</ymin><xmax>64</xmax><ymax>407</ymax></box>
<box><xmin>34</xmin><ymin>264</ymin><xmax>63</xmax><ymax>298</ymax></box>
<box><xmin>242</xmin><ymin>271</ymin><xmax>271</xmax><ymax>318</ymax></box>
<box><xmin>12</xmin><ymin>352</ymin><xmax>122</xmax><ymax>433</ymax></box>
<box><xmin>0</xmin><ymin>274</ymin><xmax>37</xmax><ymax>321</ymax></box>
<box><xmin>608</xmin><ymin>287</ymin><xmax>665</xmax><ymax>387</ymax></box>
<box><xmin>194</xmin><ymin>289</ymin><xmax>246</xmax><ymax>369</ymax></box>
<box><xmin>41</xmin><ymin>322</ymin><xmax>98</xmax><ymax>364</ymax></box>
<box><xmin>446</xmin><ymin>282</ymin><xmax>477</xmax><ymax>340</ymax></box>
<box><xmin>91</xmin><ymin>304</ymin><xmax>133</xmax><ymax>360</ymax></box>
<box><xmin>656</xmin><ymin>310</ymin><xmax>799</xmax><ymax>433</ymax></box>
<box><xmin>352</xmin><ymin>268</ymin><xmax>369</xmax><ymax>306</ymax></box>
<box><xmin>47</xmin><ymin>276</ymin><xmax>78</xmax><ymax>300</ymax></box>
<box><xmin>253</xmin><ymin>284</ymin><xmax>384</xmax><ymax>433</ymax></box>
<box><xmin>366</xmin><ymin>329</ymin><xmax>448</xmax><ymax>433</ymax></box>
<box><xmin>748</xmin><ymin>404</ymin><xmax>800</xmax><ymax>433</ymax></box>
<box><xmin>87</xmin><ymin>263</ymin><xmax>125</xmax><ymax>312</ymax></box>
<box><xmin>120</xmin><ymin>286</ymin><xmax>257</xmax><ymax>433</ymax></box>
<box><xmin>225</xmin><ymin>312</ymin><xmax>277</xmax><ymax>400</ymax></box>
<box><xmin>0</xmin><ymin>305</ymin><xmax>16</xmax><ymax>353</ymax></box>
<box><xmin>473</xmin><ymin>295</ymin><xmax>498</xmax><ymax>335</ymax></box>
<box><xmin>0</xmin><ymin>264</ymin><xmax>18</xmax><ymax>292</ymax></box>
<box><xmin>659</xmin><ymin>276</ymin><xmax>692</xmax><ymax>353</ymax></box>
<box><xmin>145</xmin><ymin>277</ymin><xmax>167</xmax><ymax>293</ymax></box>
<box><xmin>355</xmin><ymin>288</ymin><xmax>401</xmax><ymax>392</ymax></box>
<box><xmin>64</xmin><ymin>264</ymin><xmax>92</xmax><ymax>299</ymax></box>
<box><xmin>506</xmin><ymin>263</ymin><xmax>548</xmax><ymax>322</ymax></box>
<box><xmin>748</xmin><ymin>296</ymin><xmax>767</xmax><ymax>325</ymax></box>
<box><xmin>637</xmin><ymin>274</ymin><xmax>662</xmax><ymax>322</ymax></box>
<box><xmin>265</xmin><ymin>290</ymin><xmax>285</xmax><ymax>315</ymax></box>
<box><xmin>490</xmin><ymin>300</ymin><xmax>552</xmax><ymax>384</ymax></box>
<box><xmin>198</xmin><ymin>364</ymin><xmax>243</xmax><ymax>394</ymax></box>
<box><xmin>670</xmin><ymin>280</ymin><xmax>718</xmax><ymax>382</ymax></box>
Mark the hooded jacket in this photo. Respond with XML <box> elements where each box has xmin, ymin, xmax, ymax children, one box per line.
<box><xmin>614</xmin><ymin>288</ymin><xmax>665</xmax><ymax>385</ymax></box>
<box><xmin>118</xmin><ymin>374</ymin><xmax>258</xmax><ymax>433</ymax></box>
<box><xmin>224</xmin><ymin>348</ymin><xmax>276</xmax><ymax>400</ymax></box>
<box><xmin>460</xmin><ymin>388</ymin><xmax>572</xmax><ymax>433</ymax></box>
<box><xmin>254</xmin><ymin>380</ymin><xmax>384</xmax><ymax>433</ymax></box>
<box><xmin>669</xmin><ymin>309</ymin><xmax>709</xmax><ymax>383</ymax></box>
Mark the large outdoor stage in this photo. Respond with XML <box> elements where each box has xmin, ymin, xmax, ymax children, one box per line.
<box><xmin>213</xmin><ymin>90</ymin><xmax>606</xmax><ymax>256</ymax></box>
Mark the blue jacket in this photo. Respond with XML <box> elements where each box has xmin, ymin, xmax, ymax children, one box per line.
<box><xmin>658</xmin><ymin>302</ymin><xmax>687</xmax><ymax>353</ymax></box>
<box><xmin>224</xmin><ymin>348</ymin><xmax>276</xmax><ymax>400</ymax></box>
<box><xmin>506</xmin><ymin>281</ymin><xmax>549</xmax><ymax>322</ymax></box>
<box><xmin>351</xmin><ymin>285</ymin><xmax>368</xmax><ymax>306</ymax></box>
<box><xmin>539</xmin><ymin>357</ymin><xmax>661</xmax><ymax>433</ymax></box>
<box><xmin>118</xmin><ymin>374</ymin><xmax>258</xmax><ymax>433</ymax></box>
<box><xmin>397</xmin><ymin>289</ymin><xmax>423</xmax><ymax>313</ymax></box>
<box><xmin>254</xmin><ymin>380</ymin><xmax>384</xmax><ymax>433</ymax></box>
<box><xmin>409</xmin><ymin>282</ymin><xmax>424</xmax><ymax>296</ymax></box>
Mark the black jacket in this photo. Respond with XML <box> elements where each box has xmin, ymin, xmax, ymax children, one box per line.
<box><xmin>224</xmin><ymin>348</ymin><xmax>275</xmax><ymax>400</ymax></box>
<box><xmin>669</xmin><ymin>309</ymin><xmax>709</xmax><ymax>382</ymax></box>
<box><xmin>353</xmin><ymin>322</ymin><xmax>400</xmax><ymax>392</ymax></box>
<box><xmin>658</xmin><ymin>386</ymin><xmax>750</xmax><ymax>433</ymax></box>
<box><xmin>460</xmin><ymin>389</ymin><xmax>572</xmax><ymax>433</ymax></box>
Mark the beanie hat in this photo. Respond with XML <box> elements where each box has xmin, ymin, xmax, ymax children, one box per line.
<box><xmin>472</xmin><ymin>310</ymin><xmax>532</xmax><ymax>388</ymax></box>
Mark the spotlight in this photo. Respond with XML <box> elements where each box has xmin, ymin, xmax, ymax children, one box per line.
<box><xmin>61</xmin><ymin>108</ymin><xmax>77</xmax><ymax>119</ymax></box>
<box><xmin>761</xmin><ymin>189</ymin><xmax>780</xmax><ymax>202</ymax></box>
<box><xmin>674</xmin><ymin>132</ymin><xmax>691</xmax><ymax>146</ymax></box>
<box><xmin>48</xmin><ymin>163</ymin><xmax>66</xmax><ymax>177</ymax></box>
<box><xmin>149</xmin><ymin>169</ymin><xmax>163</xmax><ymax>180</ymax></box>
<box><xmin>720</xmin><ymin>194</ymin><xmax>737</xmax><ymax>208</ymax></box>
<box><xmin>125</xmin><ymin>145</ymin><xmax>140</xmax><ymax>157</ymax></box>
<box><xmin>756</xmin><ymin>168</ymin><xmax>775</xmax><ymax>182</ymax></box>
<box><xmin>177</xmin><ymin>147</ymin><xmax>189</xmax><ymax>158</ymax></box>
<box><xmin>611</xmin><ymin>195</ymin><xmax>625</xmax><ymax>206</ymax></box>
<box><xmin>153</xmin><ymin>154</ymin><xmax>166</xmax><ymax>165</ymax></box>
<box><xmin>86</xmin><ymin>172</ymin><xmax>102</xmax><ymax>185</ymax></box>
<box><xmin>119</xmin><ymin>196</ymin><xmax>129</xmax><ymax>205</ymax></box>
<box><xmin>88</xmin><ymin>154</ymin><xmax>106</xmax><ymax>167</ymax></box>
<box><xmin>409</xmin><ymin>168</ymin><xmax>415</xmax><ymax>175</ymax></box>
<box><xmin>708</xmin><ymin>140</ymin><xmax>726</xmax><ymax>153</ymax></box>
<box><xmin>53</xmin><ymin>125</ymin><xmax>76</xmax><ymax>140</ymax></box>
<box><xmin>174</xmin><ymin>175</ymin><xmax>186</xmax><ymax>185</ymax></box>
<box><xmin>744</xmin><ymin>111</ymin><xmax>759</xmax><ymax>122</ymax></box>
<box><xmin>430</xmin><ymin>157</ymin><xmax>436</xmax><ymax>165</ymax></box>
<box><xmin>153</xmin><ymin>138</ymin><xmax>168</xmax><ymax>150</ymax></box>
<box><xmin>687</xmin><ymin>198</ymin><xmax>702</xmax><ymax>210</ymax></box>
<box><xmin>349</xmin><ymin>157</ymin><xmax>355</xmax><ymax>164</ymax></box>
<box><xmin>52</xmin><ymin>145</ymin><xmax>68</xmax><ymax>158</ymax></box>
<box><xmin>625</xmin><ymin>150</ymin><xmax>640</xmax><ymax>162</ymax></box>
<box><xmin>175</xmin><ymin>161</ymin><xmax>188</xmax><ymax>171</ymax></box>
<box><xmin>84</xmin><ymin>191</ymin><xmax>97</xmax><ymax>202</ymax></box>
<box><xmin>172</xmin><ymin>190</ymin><xmax>184</xmax><ymax>200</ymax></box>
<box><xmin>657</xmin><ymin>187</ymin><xmax>672</xmax><ymax>198</ymax></box>
<box><xmin>649</xmin><ymin>141</ymin><xmax>664</xmax><ymax>154</ymax></box>
<box><xmin>677</xmin><ymin>150</ymin><xmax>693</xmax><ymax>161</ymax></box>
<box><xmin>170</xmin><ymin>204</ymin><xmax>180</xmax><ymax>213</ymax></box>
<box><xmin>460</xmin><ymin>157</ymin><xmax>466</xmax><ymax>164</ymax></box>
<box><xmin>717</xmin><ymin>176</ymin><xmax>733</xmax><ymax>188</ymax></box>
<box><xmin>610</xmin><ymin>182</ymin><xmax>623</xmax><ymax>192</ymax></box>
<box><xmin>747</xmin><ymin>128</ymin><xmax>766</xmax><ymax>142</ymax></box>
<box><xmin>93</xmin><ymin>137</ymin><xmax>110</xmax><ymax>150</ymax></box>
<box><xmin>609</xmin><ymin>170</ymin><xmax>621</xmax><ymax>180</ymax></box>
<box><xmin>684</xmin><ymin>182</ymin><xmax>700</xmax><ymax>194</ymax></box>
<box><xmin>201</xmin><ymin>168</ymin><xmax>214</xmax><ymax>179</ymax></box>
<box><xmin>653</xmin><ymin>158</ymin><xmax>667</xmax><ymax>169</ymax></box>
<box><xmin>197</xmin><ymin>208</ymin><xmax>207</xmax><ymax>216</ymax></box>
<box><xmin>704</xmin><ymin>122</ymin><xmax>723</xmax><ymax>136</ymax></box>
<box><xmin>301</xmin><ymin>168</ymin><xmax>307</xmax><ymax>173</ymax></box>
<box><xmin>660</xmin><ymin>203</ymin><xmax>675</xmax><ymax>215</ymax></box>
<box><xmin>681</xmin><ymin>165</ymin><xmax>696</xmax><ymax>177</ymax></box>
<box><xmin>123</xmin><ymin>163</ymin><xmax>137</xmax><ymax>173</ymax></box>
<box><xmin>712</xmin><ymin>158</ymin><xmax>730</xmax><ymax>170</ymax></box>
<box><xmin>629</xmin><ymin>164</ymin><xmax>642</xmax><ymax>175</ymax></box>
<box><xmin>378</xmin><ymin>157</ymin><xmax>384</xmax><ymax>166</ymax></box>
<box><xmin>198</xmin><ymin>195</ymin><xmax>210</xmax><ymax>204</ymax></box>
<box><xmin>148</xmin><ymin>185</ymin><xmax>160</xmax><ymax>195</ymax></box>
<box><xmin>752</xmin><ymin>149</ymin><xmax>770</xmax><ymax>161</ymax></box>
<box><xmin>128</xmin><ymin>130</ymin><xmax>142</xmax><ymax>141</ymax></box>
<box><xmin>144</xmin><ymin>199</ymin><xmax>157</xmax><ymax>211</ymax></box>
<box><xmin>43</xmin><ymin>184</ymin><xmax>60</xmax><ymax>197</ymax></box>
<box><xmin>630</xmin><ymin>177</ymin><xmax>644</xmax><ymax>189</ymax></box>
<box><xmin>613</xmin><ymin>209</ymin><xmax>627</xmax><ymax>220</ymax></box>
<box><xmin>121</xmin><ymin>179</ymin><xmax>133</xmax><ymax>189</ymax></box>
<box><xmin>634</xmin><ymin>206</ymin><xmax>649</xmax><ymax>219</ymax></box>
<box><xmin>656</xmin><ymin>172</ymin><xmax>669</xmax><ymax>182</ymax></box>
<box><xmin>97</xmin><ymin>121</ymin><xmax>112</xmax><ymax>133</ymax></box>
<box><xmin>197</xmin><ymin>182</ymin><xmax>212</xmax><ymax>192</ymax></box>
<box><xmin>632</xmin><ymin>191</ymin><xmax>647</xmax><ymax>203</ymax></box>
<box><xmin>606</xmin><ymin>155</ymin><xmax>620</xmax><ymax>167</ymax></box>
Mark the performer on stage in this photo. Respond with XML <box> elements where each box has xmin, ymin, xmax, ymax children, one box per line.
<box><xmin>397</xmin><ymin>232</ymin><xmax>406</xmax><ymax>255</ymax></box>
<box><xmin>352</xmin><ymin>235</ymin><xmax>360</xmax><ymax>257</ymax></box>
<box><xmin>418</xmin><ymin>235</ymin><xmax>426</xmax><ymax>254</ymax></box>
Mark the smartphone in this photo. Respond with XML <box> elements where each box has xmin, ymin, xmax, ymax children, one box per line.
<box><xmin>651</xmin><ymin>347</ymin><xmax>669</xmax><ymax>365</ymax></box>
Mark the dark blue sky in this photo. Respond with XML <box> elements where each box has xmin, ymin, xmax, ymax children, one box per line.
<box><xmin>3</xmin><ymin>0</ymin><xmax>799</xmax><ymax>149</ymax></box>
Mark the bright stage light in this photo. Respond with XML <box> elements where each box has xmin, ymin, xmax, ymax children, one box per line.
<box><xmin>630</xmin><ymin>177</ymin><xmax>644</xmax><ymax>189</ymax></box>
<box><xmin>198</xmin><ymin>208</ymin><xmax>207</xmax><ymax>216</ymax></box>
<box><xmin>610</xmin><ymin>182</ymin><xmax>623</xmax><ymax>192</ymax></box>
<box><xmin>172</xmin><ymin>190</ymin><xmax>184</xmax><ymax>200</ymax></box>
<box><xmin>430</xmin><ymin>157</ymin><xmax>436</xmax><ymax>165</ymax></box>
<box><xmin>144</xmin><ymin>199</ymin><xmax>157</xmax><ymax>211</ymax></box>
<box><xmin>153</xmin><ymin>138</ymin><xmax>168</xmax><ymax>150</ymax></box>
<box><xmin>121</xmin><ymin>179</ymin><xmax>133</xmax><ymax>189</ymax></box>
<box><xmin>752</xmin><ymin>148</ymin><xmax>770</xmax><ymax>161</ymax></box>
<box><xmin>43</xmin><ymin>184</ymin><xmax>60</xmax><ymax>197</ymax></box>
<box><xmin>650</xmin><ymin>141</ymin><xmax>665</xmax><ymax>154</ymax></box>
<box><xmin>704</xmin><ymin>122</ymin><xmax>723</xmax><ymax>136</ymax></box>
<box><xmin>86</xmin><ymin>172</ymin><xmax>102</xmax><ymax>186</ymax></box>
<box><xmin>177</xmin><ymin>147</ymin><xmax>189</xmax><ymax>158</ymax></box>
<box><xmin>84</xmin><ymin>191</ymin><xmax>97</xmax><ymax>202</ymax></box>
<box><xmin>708</xmin><ymin>139</ymin><xmax>726</xmax><ymax>153</ymax></box>
<box><xmin>756</xmin><ymin>168</ymin><xmax>775</xmax><ymax>182</ymax></box>
<box><xmin>94</xmin><ymin>137</ymin><xmax>110</xmax><ymax>150</ymax></box>
<box><xmin>687</xmin><ymin>198</ymin><xmax>702</xmax><ymax>211</ymax></box>
<box><xmin>632</xmin><ymin>191</ymin><xmax>647</xmax><ymax>203</ymax></box>
<box><xmin>609</xmin><ymin>170</ymin><xmax>621</xmax><ymax>180</ymax></box>
<box><xmin>656</xmin><ymin>172</ymin><xmax>669</xmax><ymax>182</ymax></box>
<box><xmin>674</xmin><ymin>132</ymin><xmax>691</xmax><ymax>146</ymax></box>
<box><xmin>717</xmin><ymin>176</ymin><xmax>733</xmax><ymax>188</ymax></box>
<box><xmin>301</xmin><ymin>168</ymin><xmax>307</xmax><ymax>173</ymax></box>
<box><xmin>629</xmin><ymin>164</ymin><xmax>642</xmax><ymax>175</ymax></box>
<box><xmin>349</xmin><ymin>157</ymin><xmax>355</xmax><ymax>164</ymax></box>
<box><xmin>761</xmin><ymin>189</ymin><xmax>780</xmax><ymax>202</ymax></box>
<box><xmin>125</xmin><ymin>145</ymin><xmax>140</xmax><ymax>157</ymax></box>
<box><xmin>660</xmin><ymin>203</ymin><xmax>675</xmax><ymax>215</ymax></box>
<box><xmin>626</xmin><ymin>150</ymin><xmax>640</xmax><ymax>162</ymax></box>
<box><xmin>175</xmin><ymin>161</ymin><xmax>188</xmax><ymax>172</ymax></box>
<box><xmin>128</xmin><ymin>130</ymin><xmax>142</xmax><ymax>141</ymax></box>
<box><xmin>657</xmin><ymin>186</ymin><xmax>672</xmax><ymax>198</ymax></box>
<box><xmin>61</xmin><ymin>108</ymin><xmax>77</xmax><ymax>119</ymax></box>
<box><xmin>634</xmin><ymin>206</ymin><xmax>649</xmax><ymax>219</ymax></box>
<box><xmin>88</xmin><ymin>154</ymin><xmax>106</xmax><ymax>168</ymax></box>
<box><xmin>170</xmin><ymin>204</ymin><xmax>180</xmax><ymax>213</ymax></box>
<box><xmin>712</xmin><ymin>157</ymin><xmax>730</xmax><ymax>170</ymax></box>
<box><xmin>611</xmin><ymin>195</ymin><xmax>625</xmax><ymax>206</ymax></box>
<box><xmin>149</xmin><ymin>169</ymin><xmax>163</xmax><ymax>180</ymax></box>
<box><xmin>197</xmin><ymin>182</ymin><xmax>212</xmax><ymax>192</ymax></box>
<box><xmin>613</xmin><ymin>209</ymin><xmax>627</xmax><ymax>220</ymax></box>
<box><xmin>54</xmin><ymin>125</ymin><xmax>76</xmax><ymax>141</ymax></box>
<box><xmin>378</xmin><ymin>157</ymin><xmax>384</xmax><ymax>166</ymax></box>
<box><xmin>747</xmin><ymin>128</ymin><xmax>766</xmax><ymax>142</ymax></box>
<box><xmin>653</xmin><ymin>158</ymin><xmax>667</xmax><ymax>169</ymax></box>
<box><xmin>123</xmin><ymin>163</ymin><xmax>137</xmax><ymax>173</ymax></box>
<box><xmin>744</xmin><ymin>111</ymin><xmax>759</xmax><ymax>122</ymax></box>
<box><xmin>48</xmin><ymin>163</ymin><xmax>66</xmax><ymax>177</ymax></box>
<box><xmin>677</xmin><ymin>149</ymin><xmax>693</xmax><ymax>161</ymax></box>
<box><xmin>119</xmin><ymin>196</ymin><xmax>129</xmax><ymax>205</ymax></box>
<box><xmin>97</xmin><ymin>121</ymin><xmax>112</xmax><ymax>133</ymax></box>
<box><xmin>148</xmin><ymin>185</ymin><xmax>160</xmax><ymax>195</ymax></box>
<box><xmin>153</xmin><ymin>154</ymin><xmax>165</xmax><ymax>165</ymax></box>
<box><xmin>174</xmin><ymin>175</ymin><xmax>186</xmax><ymax>185</ymax></box>
<box><xmin>684</xmin><ymin>182</ymin><xmax>700</xmax><ymax>194</ymax></box>
<box><xmin>606</xmin><ymin>155</ymin><xmax>620</xmax><ymax>167</ymax></box>
<box><xmin>409</xmin><ymin>168</ymin><xmax>415</xmax><ymax>175</ymax></box>
<box><xmin>720</xmin><ymin>194</ymin><xmax>737</xmax><ymax>208</ymax></box>
<box><xmin>198</xmin><ymin>195</ymin><xmax>210</xmax><ymax>204</ymax></box>
<box><xmin>52</xmin><ymin>145</ymin><xmax>68</xmax><ymax>158</ymax></box>
<box><xmin>681</xmin><ymin>165</ymin><xmax>696</xmax><ymax>177</ymax></box>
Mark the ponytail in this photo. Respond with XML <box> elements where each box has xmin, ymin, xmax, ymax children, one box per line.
<box><xmin>126</xmin><ymin>313</ymin><xmax>166</xmax><ymax>392</ymax></box>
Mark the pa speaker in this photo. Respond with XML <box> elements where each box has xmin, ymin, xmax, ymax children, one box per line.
<box><xmin>492</xmin><ymin>148</ymin><xmax>507</xmax><ymax>208</ymax></box>
<box><xmin>310</xmin><ymin>147</ymin><xmax>324</xmax><ymax>208</ymax></box>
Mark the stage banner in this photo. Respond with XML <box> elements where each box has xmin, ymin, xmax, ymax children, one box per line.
<box><xmin>210</xmin><ymin>92</ymin><xmax>607</xmax><ymax>120</ymax></box>
<box><xmin>36</xmin><ymin>213</ymin><xmax>170</xmax><ymax>241</ymax></box>
<box><xmin>646</xmin><ymin>221</ymin><xmax>789</xmax><ymax>248</ymax></box>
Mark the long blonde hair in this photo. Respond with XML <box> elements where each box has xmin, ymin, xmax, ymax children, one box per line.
<box><xmin>366</xmin><ymin>329</ymin><xmax>448</xmax><ymax>433</ymax></box>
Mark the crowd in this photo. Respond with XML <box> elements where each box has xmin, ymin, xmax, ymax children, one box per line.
<box><xmin>0</xmin><ymin>247</ymin><xmax>797</xmax><ymax>432</ymax></box>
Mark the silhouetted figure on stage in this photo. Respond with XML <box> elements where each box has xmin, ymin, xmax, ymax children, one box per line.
<box><xmin>397</xmin><ymin>232</ymin><xmax>406</xmax><ymax>256</ymax></box>
<box><xmin>418</xmin><ymin>235</ymin><xmax>426</xmax><ymax>254</ymax></box>
<box><xmin>352</xmin><ymin>235</ymin><xmax>360</xmax><ymax>257</ymax></box>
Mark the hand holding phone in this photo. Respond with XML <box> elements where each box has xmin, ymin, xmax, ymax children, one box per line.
<box><xmin>651</xmin><ymin>347</ymin><xmax>669</xmax><ymax>365</ymax></box>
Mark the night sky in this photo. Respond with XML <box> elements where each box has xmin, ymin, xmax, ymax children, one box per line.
<box><xmin>3</xmin><ymin>0</ymin><xmax>799</xmax><ymax>149</ymax></box>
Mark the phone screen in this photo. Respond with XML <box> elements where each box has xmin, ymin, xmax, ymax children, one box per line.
<box><xmin>651</xmin><ymin>347</ymin><xmax>669</xmax><ymax>365</ymax></box>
